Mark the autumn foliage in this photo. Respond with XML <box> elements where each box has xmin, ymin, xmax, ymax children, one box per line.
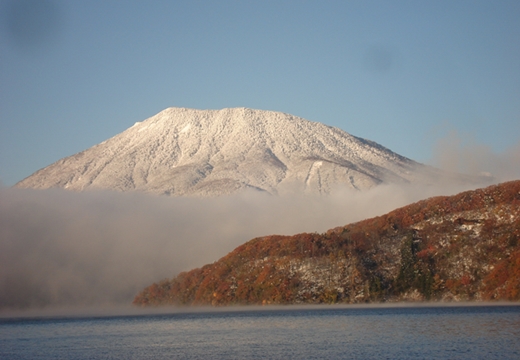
<box><xmin>134</xmin><ymin>180</ymin><xmax>520</xmax><ymax>306</ymax></box>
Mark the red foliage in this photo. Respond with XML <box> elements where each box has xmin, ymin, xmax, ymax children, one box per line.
<box><xmin>483</xmin><ymin>250</ymin><xmax>520</xmax><ymax>300</ymax></box>
<box><xmin>132</xmin><ymin>180</ymin><xmax>520</xmax><ymax>307</ymax></box>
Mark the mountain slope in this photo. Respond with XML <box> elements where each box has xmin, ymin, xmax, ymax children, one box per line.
<box><xmin>16</xmin><ymin>107</ymin><xmax>445</xmax><ymax>196</ymax></box>
<box><xmin>133</xmin><ymin>180</ymin><xmax>520</xmax><ymax>306</ymax></box>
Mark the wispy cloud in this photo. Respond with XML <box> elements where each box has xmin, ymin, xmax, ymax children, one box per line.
<box><xmin>430</xmin><ymin>130</ymin><xmax>520</xmax><ymax>182</ymax></box>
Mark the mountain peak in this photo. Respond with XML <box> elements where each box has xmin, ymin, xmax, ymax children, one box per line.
<box><xmin>16</xmin><ymin>107</ymin><xmax>445</xmax><ymax>196</ymax></box>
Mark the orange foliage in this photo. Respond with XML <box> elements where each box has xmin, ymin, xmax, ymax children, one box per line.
<box><xmin>133</xmin><ymin>180</ymin><xmax>520</xmax><ymax>307</ymax></box>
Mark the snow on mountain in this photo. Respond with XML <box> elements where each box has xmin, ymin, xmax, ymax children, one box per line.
<box><xmin>16</xmin><ymin>107</ymin><xmax>449</xmax><ymax>196</ymax></box>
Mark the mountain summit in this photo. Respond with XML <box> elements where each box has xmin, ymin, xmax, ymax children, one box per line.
<box><xmin>17</xmin><ymin>107</ymin><xmax>444</xmax><ymax>196</ymax></box>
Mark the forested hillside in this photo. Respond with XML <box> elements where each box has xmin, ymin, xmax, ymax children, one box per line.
<box><xmin>134</xmin><ymin>180</ymin><xmax>520</xmax><ymax>306</ymax></box>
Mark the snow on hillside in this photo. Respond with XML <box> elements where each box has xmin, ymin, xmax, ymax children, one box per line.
<box><xmin>16</xmin><ymin>107</ymin><xmax>452</xmax><ymax>196</ymax></box>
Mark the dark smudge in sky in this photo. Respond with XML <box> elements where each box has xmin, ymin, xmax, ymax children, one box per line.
<box><xmin>2</xmin><ymin>0</ymin><xmax>62</xmax><ymax>52</ymax></box>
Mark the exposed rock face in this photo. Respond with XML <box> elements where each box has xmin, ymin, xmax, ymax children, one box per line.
<box><xmin>133</xmin><ymin>180</ymin><xmax>520</xmax><ymax>306</ymax></box>
<box><xmin>16</xmin><ymin>107</ymin><xmax>443</xmax><ymax>196</ymax></box>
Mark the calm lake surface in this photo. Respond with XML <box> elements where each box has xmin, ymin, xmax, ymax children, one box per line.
<box><xmin>1</xmin><ymin>305</ymin><xmax>519</xmax><ymax>359</ymax></box>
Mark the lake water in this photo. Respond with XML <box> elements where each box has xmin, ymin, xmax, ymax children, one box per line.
<box><xmin>1</xmin><ymin>305</ymin><xmax>519</xmax><ymax>359</ymax></box>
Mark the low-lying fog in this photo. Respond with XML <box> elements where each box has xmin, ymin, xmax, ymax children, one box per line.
<box><xmin>0</xmin><ymin>182</ymin><xmax>478</xmax><ymax>312</ymax></box>
<box><xmin>1</xmin><ymin>136</ymin><xmax>518</xmax><ymax>315</ymax></box>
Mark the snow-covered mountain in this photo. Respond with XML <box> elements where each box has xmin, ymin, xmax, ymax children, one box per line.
<box><xmin>16</xmin><ymin>107</ymin><xmax>450</xmax><ymax>196</ymax></box>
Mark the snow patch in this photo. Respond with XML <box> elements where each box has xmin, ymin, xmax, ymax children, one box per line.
<box><xmin>180</xmin><ymin>124</ymin><xmax>191</xmax><ymax>134</ymax></box>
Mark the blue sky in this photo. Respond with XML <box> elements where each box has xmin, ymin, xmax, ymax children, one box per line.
<box><xmin>1</xmin><ymin>0</ymin><xmax>519</xmax><ymax>185</ymax></box>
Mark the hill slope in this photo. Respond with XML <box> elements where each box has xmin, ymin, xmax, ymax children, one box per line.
<box><xmin>16</xmin><ymin>107</ymin><xmax>445</xmax><ymax>196</ymax></box>
<box><xmin>134</xmin><ymin>180</ymin><xmax>520</xmax><ymax>306</ymax></box>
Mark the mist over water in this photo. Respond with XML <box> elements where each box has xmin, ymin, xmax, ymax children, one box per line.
<box><xmin>1</xmin><ymin>177</ymin><xmax>491</xmax><ymax>315</ymax></box>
